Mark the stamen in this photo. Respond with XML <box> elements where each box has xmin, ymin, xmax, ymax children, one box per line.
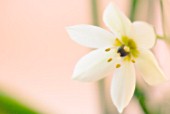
<box><xmin>114</xmin><ymin>38</ymin><xmax>122</xmax><ymax>46</ymax></box>
<box><xmin>116</xmin><ymin>64</ymin><xmax>121</xmax><ymax>68</ymax></box>
<box><xmin>105</xmin><ymin>48</ymin><xmax>111</xmax><ymax>52</ymax></box>
<box><xmin>124</xmin><ymin>46</ymin><xmax>130</xmax><ymax>52</ymax></box>
<box><xmin>107</xmin><ymin>58</ymin><xmax>112</xmax><ymax>62</ymax></box>
<box><xmin>131</xmin><ymin>59</ymin><xmax>135</xmax><ymax>63</ymax></box>
<box><xmin>124</xmin><ymin>55</ymin><xmax>131</xmax><ymax>61</ymax></box>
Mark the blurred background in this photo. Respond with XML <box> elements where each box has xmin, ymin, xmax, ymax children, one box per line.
<box><xmin>0</xmin><ymin>0</ymin><xmax>170</xmax><ymax>114</ymax></box>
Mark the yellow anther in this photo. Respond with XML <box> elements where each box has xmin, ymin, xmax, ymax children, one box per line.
<box><xmin>124</xmin><ymin>46</ymin><xmax>130</xmax><ymax>52</ymax></box>
<box><xmin>131</xmin><ymin>59</ymin><xmax>135</xmax><ymax>63</ymax></box>
<box><xmin>105</xmin><ymin>48</ymin><xmax>111</xmax><ymax>52</ymax></box>
<box><xmin>124</xmin><ymin>55</ymin><xmax>131</xmax><ymax>61</ymax></box>
<box><xmin>114</xmin><ymin>38</ymin><xmax>122</xmax><ymax>46</ymax></box>
<box><xmin>107</xmin><ymin>58</ymin><xmax>112</xmax><ymax>62</ymax></box>
<box><xmin>116</xmin><ymin>64</ymin><xmax>121</xmax><ymax>68</ymax></box>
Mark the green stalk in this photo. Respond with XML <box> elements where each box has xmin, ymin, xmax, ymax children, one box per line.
<box><xmin>91</xmin><ymin>0</ymin><xmax>99</xmax><ymax>26</ymax></box>
<box><xmin>97</xmin><ymin>80</ymin><xmax>109</xmax><ymax>114</ymax></box>
<box><xmin>134</xmin><ymin>85</ymin><xmax>150</xmax><ymax>114</ymax></box>
<box><xmin>129</xmin><ymin>0</ymin><xmax>138</xmax><ymax>22</ymax></box>
<box><xmin>90</xmin><ymin>0</ymin><xmax>109</xmax><ymax>114</ymax></box>
<box><xmin>160</xmin><ymin>0</ymin><xmax>166</xmax><ymax>38</ymax></box>
<box><xmin>0</xmin><ymin>92</ymin><xmax>39</xmax><ymax>114</ymax></box>
<box><xmin>129</xmin><ymin>0</ymin><xmax>151</xmax><ymax>114</ymax></box>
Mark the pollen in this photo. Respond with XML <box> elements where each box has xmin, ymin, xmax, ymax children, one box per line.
<box><xmin>114</xmin><ymin>38</ymin><xmax>122</xmax><ymax>46</ymax></box>
<box><xmin>116</xmin><ymin>64</ymin><xmax>121</xmax><ymax>68</ymax></box>
<box><xmin>131</xmin><ymin>59</ymin><xmax>135</xmax><ymax>63</ymax></box>
<box><xmin>105</xmin><ymin>48</ymin><xmax>111</xmax><ymax>52</ymax></box>
<box><xmin>124</xmin><ymin>46</ymin><xmax>130</xmax><ymax>52</ymax></box>
<box><xmin>107</xmin><ymin>58</ymin><xmax>112</xmax><ymax>62</ymax></box>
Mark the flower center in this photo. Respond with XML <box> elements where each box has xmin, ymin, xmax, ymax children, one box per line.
<box><xmin>117</xmin><ymin>45</ymin><xmax>129</xmax><ymax>57</ymax></box>
<box><xmin>105</xmin><ymin>36</ymin><xmax>139</xmax><ymax>68</ymax></box>
<box><xmin>114</xmin><ymin>36</ymin><xmax>139</xmax><ymax>60</ymax></box>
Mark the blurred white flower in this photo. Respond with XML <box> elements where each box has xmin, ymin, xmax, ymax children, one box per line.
<box><xmin>66</xmin><ymin>3</ymin><xmax>166</xmax><ymax>113</ymax></box>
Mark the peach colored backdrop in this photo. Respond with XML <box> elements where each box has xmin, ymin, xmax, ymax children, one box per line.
<box><xmin>0</xmin><ymin>0</ymin><xmax>99</xmax><ymax>114</ymax></box>
<box><xmin>0</xmin><ymin>0</ymin><xmax>169</xmax><ymax>114</ymax></box>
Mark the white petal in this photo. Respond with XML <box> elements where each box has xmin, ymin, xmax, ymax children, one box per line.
<box><xmin>111</xmin><ymin>62</ymin><xmax>136</xmax><ymax>113</ymax></box>
<box><xmin>73</xmin><ymin>48</ymin><xmax>118</xmax><ymax>82</ymax></box>
<box><xmin>133</xmin><ymin>21</ymin><xmax>156</xmax><ymax>49</ymax></box>
<box><xmin>135</xmin><ymin>50</ymin><xmax>167</xmax><ymax>85</ymax></box>
<box><xmin>103</xmin><ymin>3</ymin><xmax>132</xmax><ymax>37</ymax></box>
<box><xmin>66</xmin><ymin>25</ymin><xmax>115</xmax><ymax>48</ymax></box>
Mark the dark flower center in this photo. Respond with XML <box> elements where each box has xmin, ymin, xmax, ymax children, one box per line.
<box><xmin>117</xmin><ymin>45</ymin><xmax>129</xmax><ymax>57</ymax></box>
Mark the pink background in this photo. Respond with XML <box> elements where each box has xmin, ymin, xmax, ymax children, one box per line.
<box><xmin>0</xmin><ymin>0</ymin><xmax>169</xmax><ymax>114</ymax></box>
<box><xmin>0</xmin><ymin>0</ymin><xmax>98</xmax><ymax>114</ymax></box>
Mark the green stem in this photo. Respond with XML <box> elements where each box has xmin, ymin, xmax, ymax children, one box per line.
<box><xmin>134</xmin><ymin>86</ymin><xmax>150</xmax><ymax>114</ymax></box>
<box><xmin>160</xmin><ymin>0</ymin><xmax>166</xmax><ymax>38</ymax></box>
<box><xmin>90</xmin><ymin>0</ymin><xmax>109</xmax><ymax>114</ymax></box>
<box><xmin>129</xmin><ymin>0</ymin><xmax>138</xmax><ymax>22</ymax></box>
<box><xmin>91</xmin><ymin>0</ymin><xmax>99</xmax><ymax>26</ymax></box>
<box><xmin>0</xmin><ymin>92</ymin><xmax>39</xmax><ymax>114</ymax></box>
<box><xmin>156</xmin><ymin>34</ymin><xmax>164</xmax><ymax>39</ymax></box>
<box><xmin>97</xmin><ymin>80</ymin><xmax>109</xmax><ymax>114</ymax></box>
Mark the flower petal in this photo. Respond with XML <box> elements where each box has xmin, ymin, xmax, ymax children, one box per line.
<box><xmin>111</xmin><ymin>62</ymin><xmax>135</xmax><ymax>113</ymax></box>
<box><xmin>133</xmin><ymin>21</ymin><xmax>156</xmax><ymax>49</ymax></box>
<box><xmin>72</xmin><ymin>48</ymin><xmax>118</xmax><ymax>82</ymax></box>
<box><xmin>135</xmin><ymin>50</ymin><xmax>167</xmax><ymax>85</ymax></box>
<box><xmin>66</xmin><ymin>25</ymin><xmax>115</xmax><ymax>48</ymax></box>
<box><xmin>103</xmin><ymin>3</ymin><xmax>132</xmax><ymax>37</ymax></box>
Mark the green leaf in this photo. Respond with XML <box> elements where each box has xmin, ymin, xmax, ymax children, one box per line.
<box><xmin>0</xmin><ymin>92</ymin><xmax>40</xmax><ymax>114</ymax></box>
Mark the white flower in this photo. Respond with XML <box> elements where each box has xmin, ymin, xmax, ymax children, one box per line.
<box><xmin>66</xmin><ymin>3</ymin><xmax>167</xmax><ymax>113</ymax></box>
